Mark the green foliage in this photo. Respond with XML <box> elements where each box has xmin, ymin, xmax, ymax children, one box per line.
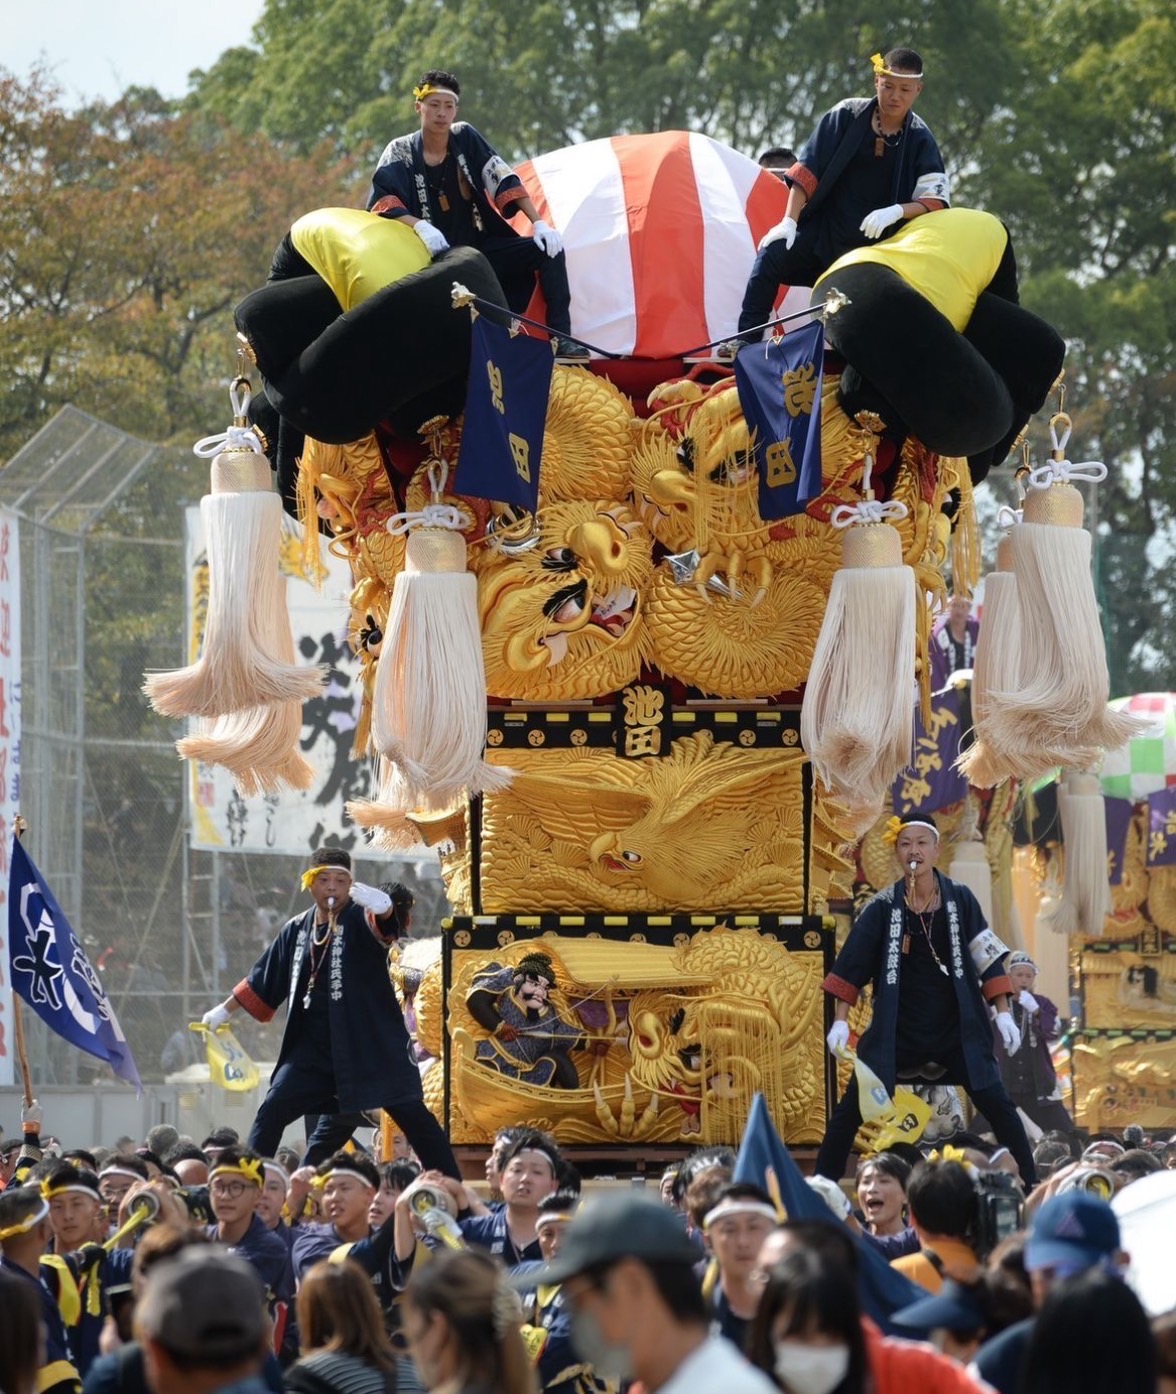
<box><xmin>0</xmin><ymin>67</ymin><xmax>354</xmax><ymax>461</ymax></box>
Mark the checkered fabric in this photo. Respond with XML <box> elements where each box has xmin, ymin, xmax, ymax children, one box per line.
<box><xmin>1099</xmin><ymin>692</ymin><xmax>1176</xmax><ymax>801</ymax></box>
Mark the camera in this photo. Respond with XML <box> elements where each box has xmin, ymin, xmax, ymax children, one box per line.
<box><xmin>970</xmin><ymin>1170</ymin><xmax>1024</xmax><ymax>1260</ymax></box>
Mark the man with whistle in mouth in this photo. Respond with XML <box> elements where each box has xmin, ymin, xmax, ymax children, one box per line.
<box><xmin>202</xmin><ymin>847</ymin><xmax>459</xmax><ymax>1177</ymax></box>
<box><xmin>815</xmin><ymin>814</ymin><xmax>1036</xmax><ymax>1186</ymax></box>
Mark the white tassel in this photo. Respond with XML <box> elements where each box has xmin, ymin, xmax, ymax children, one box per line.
<box><xmin>178</xmin><ymin>702</ymin><xmax>314</xmax><ymax>796</ymax></box>
<box><xmin>367</xmin><ymin>460</ymin><xmax>513</xmax><ymax>820</ymax></box>
<box><xmin>144</xmin><ymin>422</ymin><xmax>324</xmax><ymax>718</ymax></box>
<box><xmin>802</xmin><ymin>491</ymin><xmax>916</xmax><ymax>830</ymax></box>
<box><xmin>984</xmin><ymin>425</ymin><xmax>1143</xmax><ymax>769</ymax></box>
<box><xmin>1049</xmin><ymin>769</ymin><xmax>1111</xmax><ymax>937</ymax></box>
<box><xmin>958</xmin><ymin>527</ymin><xmax>1022</xmax><ymax>787</ymax></box>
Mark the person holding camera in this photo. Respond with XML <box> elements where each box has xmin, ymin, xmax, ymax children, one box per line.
<box><xmin>890</xmin><ymin>1157</ymin><xmax>984</xmax><ymax>1295</ymax></box>
<box><xmin>971</xmin><ymin>1191</ymin><xmax>1130</xmax><ymax>1394</ymax></box>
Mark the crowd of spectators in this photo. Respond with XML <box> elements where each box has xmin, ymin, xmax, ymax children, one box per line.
<box><xmin>1</xmin><ymin>1101</ymin><xmax>1174</xmax><ymax>1394</ymax></box>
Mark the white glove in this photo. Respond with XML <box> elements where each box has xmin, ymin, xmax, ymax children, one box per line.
<box><xmin>806</xmin><ymin>1174</ymin><xmax>851</xmax><ymax>1221</ymax></box>
<box><xmin>826</xmin><ymin>1020</ymin><xmax>851</xmax><ymax>1058</ymax></box>
<box><xmin>531</xmin><ymin>219</ymin><xmax>563</xmax><ymax>257</ymax></box>
<box><xmin>996</xmin><ymin>1011</ymin><xmax>1022</xmax><ymax>1055</ymax></box>
<box><xmin>21</xmin><ymin>1099</ymin><xmax>43</xmax><ymax>1129</ymax></box>
<box><xmin>350</xmin><ymin>881</ymin><xmax>393</xmax><ymax>915</ymax></box>
<box><xmin>413</xmin><ymin>220</ymin><xmax>449</xmax><ymax>257</ymax></box>
<box><xmin>1018</xmin><ymin>990</ymin><xmax>1040</xmax><ymax>1014</ymax></box>
<box><xmin>860</xmin><ymin>204</ymin><xmax>904</xmax><ymax>240</ymax></box>
<box><xmin>759</xmin><ymin>216</ymin><xmax>797</xmax><ymax>252</ymax></box>
<box><xmin>202</xmin><ymin>1003</ymin><xmax>232</xmax><ymax>1030</ymax></box>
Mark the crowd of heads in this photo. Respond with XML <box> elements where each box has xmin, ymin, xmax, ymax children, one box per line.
<box><xmin>2</xmin><ymin>1100</ymin><xmax>1176</xmax><ymax>1394</ymax></box>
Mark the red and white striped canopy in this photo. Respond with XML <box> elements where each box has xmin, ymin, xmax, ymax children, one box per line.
<box><xmin>516</xmin><ymin>130</ymin><xmax>811</xmax><ymax>360</ymax></box>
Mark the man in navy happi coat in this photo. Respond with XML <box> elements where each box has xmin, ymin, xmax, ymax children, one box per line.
<box><xmin>815</xmin><ymin>814</ymin><xmax>1037</xmax><ymax>1186</ymax></box>
<box><xmin>736</xmin><ymin>46</ymin><xmax>950</xmax><ymax>341</ymax></box>
<box><xmin>202</xmin><ymin>847</ymin><xmax>458</xmax><ymax>1176</ymax></box>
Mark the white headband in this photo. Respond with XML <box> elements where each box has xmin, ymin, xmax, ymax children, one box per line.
<box><xmin>703</xmin><ymin>1198</ymin><xmax>779</xmax><ymax>1230</ymax></box>
<box><xmin>324</xmin><ymin>1163</ymin><xmax>375</xmax><ymax>1187</ymax></box>
<box><xmin>99</xmin><ymin>1167</ymin><xmax>145</xmax><ymax>1184</ymax></box>
<box><xmin>898</xmin><ymin>819</ymin><xmax>939</xmax><ymax>839</ymax></box>
<box><xmin>45</xmin><ymin>1184</ymin><xmax>100</xmax><ymax>1201</ymax></box>
<box><xmin>535</xmin><ymin>1210</ymin><xmax>575</xmax><ymax>1230</ymax></box>
<box><xmin>264</xmin><ymin>1163</ymin><xmax>289</xmax><ymax>1188</ymax></box>
<box><xmin>0</xmin><ymin>1196</ymin><xmax>50</xmax><ymax>1240</ymax></box>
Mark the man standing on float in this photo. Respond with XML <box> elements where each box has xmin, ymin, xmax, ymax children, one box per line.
<box><xmin>815</xmin><ymin>814</ymin><xmax>1037</xmax><ymax>1185</ymax></box>
<box><xmin>734</xmin><ymin>47</ymin><xmax>949</xmax><ymax>345</ymax></box>
<box><xmin>203</xmin><ymin>847</ymin><xmax>459</xmax><ymax>1176</ymax></box>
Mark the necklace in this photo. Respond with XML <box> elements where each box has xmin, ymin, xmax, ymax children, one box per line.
<box><xmin>424</xmin><ymin>149</ymin><xmax>452</xmax><ymax>212</ymax></box>
<box><xmin>302</xmin><ymin>918</ymin><xmax>332</xmax><ymax>1009</ymax></box>
<box><xmin>872</xmin><ymin>110</ymin><xmax>904</xmax><ymax>157</ymax></box>
<box><xmin>906</xmin><ymin>888</ymin><xmax>949</xmax><ymax>976</ymax></box>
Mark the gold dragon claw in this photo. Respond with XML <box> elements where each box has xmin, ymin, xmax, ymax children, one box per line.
<box><xmin>593</xmin><ymin>1074</ymin><xmax>659</xmax><ymax>1140</ymax></box>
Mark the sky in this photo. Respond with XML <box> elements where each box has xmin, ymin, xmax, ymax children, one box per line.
<box><xmin>6</xmin><ymin>0</ymin><xmax>267</xmax><ymax>105</ymax></box>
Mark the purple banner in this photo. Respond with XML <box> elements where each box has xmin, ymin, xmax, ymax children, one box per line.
<box><xmin>892</xmin><ymin>685</ymin><xmax>968</xmax><ymax>817</ymax></box>
<box><xmin>1146</xmin><ymin>787</ymin><xmax>1176</xmax><ymax>867</ymax></box>
<box><xmin>1104</xmin><ymin>796</ymin><xmax>1134</xmax><ymax>884</ymax></box>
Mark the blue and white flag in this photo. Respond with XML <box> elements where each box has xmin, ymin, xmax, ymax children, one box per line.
<box><xmin>734</xmin><ymin>322</ymin><xmax>824</xmax><ymax>522</ymax></box>
<box><xmin>9</xmin><ymin>839</ymin><xmax>141</xmax><ymax>1091</ymax></box>
<box><xmin>734</xmin><ymin>1092</ymin><xmax>922</xmax><ymax>1331</ymax></box>
<box><xmin>456</xmin><ymin>314</ymin><xmax>551</xmax><ymax>514</ymax></box>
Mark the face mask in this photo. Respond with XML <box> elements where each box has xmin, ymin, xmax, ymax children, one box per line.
<box><xmin>571</xmin><ymin>1307</ymin><xmax>633</xmax><ymax>1384</ymax></box>
<box><xmin>773</xmin><ymin>1341</ymin><xmax>850</xmax><ymax>1394</ymax></box>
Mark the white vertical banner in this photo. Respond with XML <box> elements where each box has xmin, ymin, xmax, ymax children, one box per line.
<box><xmin>0</xmin><ymin>510</ymin><xmax>20</xmax><ymax>1087</ymax></box>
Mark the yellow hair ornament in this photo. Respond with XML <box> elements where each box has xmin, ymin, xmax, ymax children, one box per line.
<box><xmin>882</xmin><ymin>814</ymin><xmax>903</xmax><ymax>847</ymax></box>
<box><xmin>413</xmin><ymin>83</ymin><xmax>458</xmax><ymax>103</ymax></box>
<box><xmin>871</xmin><ymin>52</ymin><xmax>887</xmax><ymax>74</ymax></box>
<box><xmin>210</xmin><ymin>1157</ymin><xmax>264</xmax><ymax>1187</ymax></box>
<box><xmin>928</xmin><ymin>1144</ymin><xmax>978</xmax><ymax>1177</ymax></box>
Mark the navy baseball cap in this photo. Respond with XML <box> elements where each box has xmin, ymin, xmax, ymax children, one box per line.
<box><xmin>1025</xmin><ymin>1192</ymin><xmax>1120</xmax><ymax>1272</ymax></box>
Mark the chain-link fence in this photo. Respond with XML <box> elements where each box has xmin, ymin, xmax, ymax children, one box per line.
<box><xmin>1</xmin><ymin>407</ymin><xmax>446</xmax><ymax>1090</ymax></box>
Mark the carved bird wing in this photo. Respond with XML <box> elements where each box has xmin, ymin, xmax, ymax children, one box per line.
<box><xmin>501</xmin><ymin>772</ymin><xmax>655</xmax><ymax>845</ymax></box>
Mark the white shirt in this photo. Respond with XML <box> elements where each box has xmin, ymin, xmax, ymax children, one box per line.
<box><xmin>653</xmin><ymin>1334</ymin><xmax>778</xmax><ymax>1394</ymax></box>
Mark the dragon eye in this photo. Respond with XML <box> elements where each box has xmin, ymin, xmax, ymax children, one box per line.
<box><xmin>621</xmin><ymin>850</ymin><xmax>642</xmax><ymax>864</ymax></box>
<box><xmin>541</xmin><ymin>546</ymin><xmax>578</xmax><ymax>572</ymax></box>
<box><xmin>676</xmin><ymin>439</ymin><xmax>696</xmax><ymax>473</ymax></box>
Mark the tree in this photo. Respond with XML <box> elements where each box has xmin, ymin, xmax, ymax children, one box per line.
<box><xmin>961</xmin><ymin>0</ymin><xmax>1176</xmax><ymax>694</ymax></box>
<box><xmin>187</xmin><ymin>0</ymin><xmax>1017</xmax><ymax>168</ymax></box>
<box><xmin>0</xmin><ymin>68</ymin><xmax>353</xmax><ymax>461</ymax></box>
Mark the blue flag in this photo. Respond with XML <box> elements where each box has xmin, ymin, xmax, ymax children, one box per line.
<box><xmin>733</xmin><ymin>1093</ymin><xmax>922</xmax><ymax>1332</ymax></box>
<box><xmin>734</xmin><ymin>323</ymin><xmax>824</xmax><ymax>522</ymax></box>
<box><xmin>9</xmin><ymin>839</ymin><xmax>141</xmax><ymax>1092</ymax></box>
<box><xmin>456</xmin><ymin>314</ymin><xmax>552</xmax><ymax>514</ymax></box>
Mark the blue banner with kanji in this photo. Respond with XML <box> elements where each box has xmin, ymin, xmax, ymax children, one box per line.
<box><xmin>892</xmin><ymin>684</ymin><xmax>968</xmax><ymax>817</ymax></box>
<box><xmin>9</xmin><ymin>839</ymin><xmax>141</xmax><ymax>1091</ymax></box>
<box><xmin>455</xmin><ymin>314</ymin><xmax>551</xmax><ymax>514</ymax></box>
<box><xmin>733</xmin><ymin>322</ymin><xmax>824</xmax><ymax>522</ymax></box>
<box><xmin>1146</xmin><ymin>786</ymin><xmax>1176</xmax><ymax>867</ymax></box>
<box><xmin>1104</xmin><ymin>796</ymin><xmax>1134</xmax><ymax>885</ymax></box>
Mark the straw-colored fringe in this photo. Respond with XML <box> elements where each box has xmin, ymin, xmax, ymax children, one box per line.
<box><xmin>958</xmin><ymin>560</ymin><xmax>1021</xmax><ymax>787</ymax></box>
<box><xmin>177</xmin><ymin>702</ymin><xmax>314</xmax><ymax>795</ymax></box>
<box><xmin>801</xmin><ymin>557</ymin><xmax>915</xmax><ymax>825</ymax></box>
<box><xmin>986</xmin><ymin>522</ymin><xmax>1143</xmax><ymax>764</ymax></box>
<box><xmin>1049</xmin><ymin>770</ymin><xmax>1111</xmax><ymax>937</ymax></box>
<box><xmin>144</xmin><ymin>491</ymin><xmax>324</xmax><ymax>718</ymax></box>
